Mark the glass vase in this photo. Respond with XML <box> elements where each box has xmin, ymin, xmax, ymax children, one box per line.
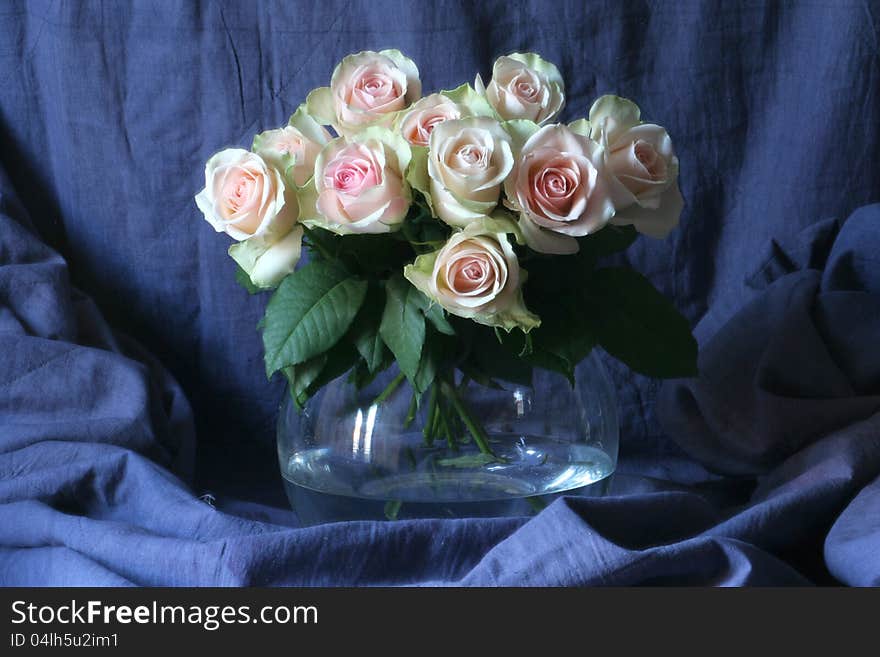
<box><xmin>277</xmin><ymin>351</ymin><xmax>618</xmax><ymax>525</ymax></box>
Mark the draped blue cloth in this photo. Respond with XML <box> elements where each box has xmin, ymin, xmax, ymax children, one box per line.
<box><xmin>1</xmin><ymin>0</ymin><xmax>879</xmax><ymax>586</ymax></box>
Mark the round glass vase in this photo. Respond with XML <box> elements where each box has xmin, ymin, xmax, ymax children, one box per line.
<box><xmin>277</xmin><ymin>351</ymin><xmax>618</xmax><ymax>525</ymax></box>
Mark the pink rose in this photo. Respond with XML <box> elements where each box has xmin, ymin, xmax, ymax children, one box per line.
<box><xmin>504</xmin><ymin>125</ymin><xmax>615</xmax><ymax>254</ymax></box>
<box><xmin>252</xmin><ymin>108</ymin><xmax>331</xmax><ymax>187</ymax></box>
<box><xmin>606</xmin><ymin>131</ymin><xmax>672</xmax><ymax>198</ymax></box>
<box><xmin>426</xmin><ymin>117</ymin><xmax>514</xmax><ymax>228</ymax></box>
<box><xmin>476</xmin><ymin>53</ymin><xmax>564</xmax><ymax>125</ymax></box>
<box><xmin>306</xmin><ymin>128</ymin><xmax>411</xmax><ymax>234</ymax></box>
<box><xmin>399</xmin><ymin>94</ymin><xmax>462</xmax><ymax>147</ymax></box>
<box><xmin>590</xmin><ymin>95</ymin><xmax>682</xmax><ymax>238</ymax></box>
<box><xmin>404</xmin><ymin>218</ymin><xmax>540</xmax><ymax>332</ymax></box>
<box><xmin>194</xmin><ymin>148</ymin><xmax>297</xmax><ymax>242</ymax></box>
<box><xmin>307</xmin><ymin>50</ymin><xmax>421</xmax><ymax>136</ymax></box>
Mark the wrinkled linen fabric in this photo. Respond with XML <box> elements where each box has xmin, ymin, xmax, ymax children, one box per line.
<box><xmin>1</xmin><ymin>1</ymin><xmax>879</xmax><ymax>586</ymax></box>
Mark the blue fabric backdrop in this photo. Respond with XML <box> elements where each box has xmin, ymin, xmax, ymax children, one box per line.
<box><xmin>1</xmin><ymin>0</ymin><xmax>879</xmax><ymax>585</ymax></box>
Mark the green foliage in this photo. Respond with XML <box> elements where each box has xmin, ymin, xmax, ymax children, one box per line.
<box><xmin>235</xmin><ymin>265</ymin><xmax>263</xmax><ymax>294</ymax></box>
<box><xmin>518</xmin><ymin>224</ymin><xmax>697</xmax><ymax>382</ymax></box>
<box><xmin>465</xmin><ymin>325</ymin><xmax>534</xmax><ymax>387</ymax></box>
<box><xmin>262</xmin><ymin>261</ymin><xmax>367</xmax><ymax>377</ymax></box>
<box><xmin>350</xmin><ymin>284</ymin><xmax>388</xmax><ymax>373</ymax></box>
<box><xmin>585</xmin><ymin>267</ymin><xmax>698</xmax><ymax>377</ymax></box>
<box><xmin>379</xmin><ymin>274</ymin><xmax>427</xmax><ymax>388</ymax></box>
<box><xmin>259</xmin><ymin>204</ymin><xmax>695</xmax><ymax>415</ymax></box>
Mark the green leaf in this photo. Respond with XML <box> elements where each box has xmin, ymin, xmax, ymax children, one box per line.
<box><xmin>350</xmin><ymin>285</ymin><xmax>388</xmax><ymax>373</ymax></box>
<box><xmin>526</xmin><ymin>295</ymin><xmax>596</xmax><ymax>374</ymax></box>
<box><xmin>412</xmin><ymin>352</ymin><xmax>436</xmax><ymax>397</ymax></box>
<box><xmin>304</xmin><ymin>341</ymin><xmax>360</xmax><ymax>397</ymax></box>
<box><xmin>436</xmin><ymin>453</ymin><xmax>497</xmax><ymax>468</ymax></box>
<box><xmin>384</xmin><ymin>500</ymin><xmax>403</xmax><ymax>520</ymax></box>
<box><xmin>467</xmin><ymin>326</ymin><xmax>534</xmax><ymax>387</ymax></box>
<box><xmin>262</xmin><ymin>261</ymin><xmax>368</xmax><ymax>377</ymax></box>
<box><xmin>411</xmin><ymin>331</ymin><xmax>447</xmax><ymax>396</ymax></box>
<box><xmin>520</xmin><ymin>228</ymin><xmax>637</xmax><ymax>376</ymax></box>
<box><xmin>235</xmin><ymin>265</ymin><xmax>262</xmax><ymax>295</ymax></box>
<box><xmin>587</xmin><ymin>267</ymin><xmax>698</xmax><ymax>378</ymax></box>
<box><xmin>283</xmin><ymin>354</ymin><xmax>327</xmax><ymax>403</ymax></box>
<box><xmin>579</xmin><ymin>224</ymin><xmax>638</xmax><ymax>260</ymax></box>
<box><xmin>423</xmin><ymin>303</ymin><xmax>455</xmax><ymax>336</ymax></box>
<box><xmin>378</xmin><ymin>274</ymin><xmax>426</xmax><ymax>384</ymax></box>
<box><xmin>526</xmin><ymin>348</ymin><xmax>576</xmax><ymax>384</ymax></box>
<box><xmin>335</xmin><ymin>233</ymin><xmax>412</xmax><ymax>275</ymax></box>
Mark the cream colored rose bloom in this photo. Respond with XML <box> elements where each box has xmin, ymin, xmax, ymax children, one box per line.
<box><xmin>299</xmin><ymin>127</ymin><xmax>411</xmax><ymax>235</ymax></box>
<box><xmin>504</xmin><ymin>124</ymin><xmax>615</xmax><ymax>254</ymax></box>
<box><xmin>195</xmin><ymin>148</ymin><xmax>303</xmax><ymax>288</ymax></box>
<box><xmin>476</xmin><ymin>53</ymin><xmax>564</xmax><ymax>125</ymax></box>
<box><xmin>426</xmin><ymin>117</ymin><xmax>514</xmax><ymax>228</ymax></box>
<box><xmin>589</xmin><ymin>95</ymin><xmax>683</xmax><ymax>238</ymax></box>
<box><xmin>404</xmin><ymin>217</ymin><xmax>539</xmax><ymax>332</ymax></box>
<box><xmin>252</xmin><ymin>106</ymin><xmax>332</xmax><ymax>187</ymax></box>
<box><xmin>400</xmin><ymin>94</ymin><xmax>463</xmax><ymax>147</ymax></box>
<box><xmin>306</xmin><ymin>50</ymin><xmax>421</xmax><ymax>136</ymax></box>
<box><xmin>398</xmin><ymin>84</ymin><xmax>497</xmax><ymax>147</ymax></box>
<box><xmin>195</xmin><ymin>148</ymin><xmax>297</xmax><ymax>242</ymax></box>
<box><xmin>228</xmin><ymin>225</ymin><xmax>304</xmax><ymax>289</ymax></box>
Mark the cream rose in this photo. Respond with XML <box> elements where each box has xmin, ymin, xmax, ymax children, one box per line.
<box><xmin>300</xmin><ymin>127</ymin><xmax>411</xmax><ymax>235</ymax></box>
<box><xmin>195</xmin><ymin>148</ymin><xmax>297</xmax><ymax>242</ymax></box>
<box><xmin>404</xmin><ymin>217</ymin><xmax>539</xmax><ymax>332</ymax></box>
<box><xmin>504</xmin><ymin>124</ymin><xmax>615</xmax><ymax>254</ymax></box>
<box><xmin>398</xmin><ymin>84</ymin><xmax>497</xmax><ymax>147</ymax></box>
<box><xmin>589</xmin><ymin>95</ymin><xmax>683</xmax><ymax>238</ymax></box>
<box><xmin>252</xmin><ymin>106</ymin><xmax>332</xmax><ymax>186</ymax></box>
<box><xmin>228</xmin><ymin>225</ymin><xmax>304</xmax><ymax>289</ymax></box>
<box><xmin>399</xmin><ymin>94</ymin><xmax>463</xmax><ymax>147</ymax></box>
<box><xmin>476</xmin><ymin>53</ymin><xmax>564</xmax><ymax>125</ymax></box>
<box><xmin>426</xmin><ymin>117</ymin><xmax>514</xmax><ymax>228</ymax></box>
<box><xmin>306</xmin><ymin>50</ymin><xmax>421</xmax><ymax>136</ymax></box>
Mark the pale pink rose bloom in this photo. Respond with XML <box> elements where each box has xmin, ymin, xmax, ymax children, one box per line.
<box><xmin>314</xmin><ymin>139</ymin><xmax>409</xmax><ymax>233</ymax></box>
<box><xmin>427</xmin><ymin>117</ymin><xmax>514</xmax><ymax>228</ymax></box>
<box><xmin>505</xmin><ymin>125</ymin><xmax>615</xmax><ymax>254</ymax></box>
<box><xmin>477</xmin><ymin>54</ymin><xmax>564</xmax><ymax>125</ymax></box>
<box><xmin>589</xmin><ymin>95</ymin><xmax>682</xmax><ymax>238</ymax></box>
<box><xmin>604</xmin><ymin>124</ymin><xmax>678</xmax><ymax>209</ymax></box>
<box><xmin>253</xmin><ymin>125</ymin><xmax>330</xmax><ymax>186</ymax></box>
<box><xmin>328</xmin><ymin>51</ymin><xmax>421</xmax><ymax>134</ymax></box>
<box><xmin>399</xmin><ymin>94</ymin><xmax>462</xmax><ymax>146</ymax></box>
<box><xmin>602</xmin><ymin>124</ymin><xmax>683</xmax><ymax>239</ymax></box>
<box><xmin>195</xmin><ymin>148</ymin><xmax>297</xmax><ymax>242</ymax></box>
<box><xmin>429</xmin><ymin>230</ymin><xmax>520</xmax><ymax>318</ymax></box>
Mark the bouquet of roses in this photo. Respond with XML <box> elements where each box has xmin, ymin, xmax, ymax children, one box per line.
<box><xmin>195</xmin><ymin>50</ymin><xmax>696</xmax><ymax>452</ymax></box>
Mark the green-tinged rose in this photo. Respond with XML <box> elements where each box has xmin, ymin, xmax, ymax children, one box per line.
<box><xmin>589</xmin><ymin>95</ymin><xmax>683</xmax><ymax>238</ymax></box>
<box><xmin>229</xmin><ymin>225</ymin><xmax>304</xmax><ymax>289</ymax></box>
<box><xmin>194</xmin><ymin>149</ymin><xmax>296</xmax><ymax>243</ymax></box>
<box><xmin>252</xmin><ymin>105</ymin><xmax>331</xmax><ymax>187</ymax></box>
<box><xmin>476</xmin><ymin>53</ymin><xmax>565</xmax><ymax>125</ymax></box>
<box><xmin>298</xmin><ymin>127</ymin><xmax>412</xmax><ymax>235</ymax></box>
<box><xmin>397</xmin><ymin>84</ymin><xmax>497</xmax><ymax>147</ymax></box>
<box><xmin>404</xmin><ymin>217</ymin><xmax>539</xmax><ymax>332</ymax></box>
<box><xmin>425</xmin><ymin>117</ymin><xmax>514</xmax><ymax>228</ymax></box>
<box><xmin>306</xmin><ymin>50</ymin><xmax>421</xmax><ymax>136</ymax></box>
